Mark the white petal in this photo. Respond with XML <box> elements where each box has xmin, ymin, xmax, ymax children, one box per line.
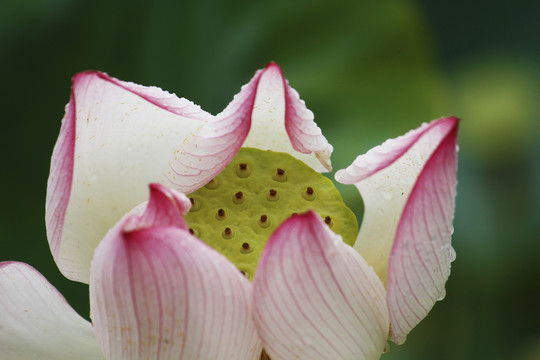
<box><xmin>253</xmin><ymin>211</ymin><xmax>389</xmax><ymax>360</ymax></box>
<box><xmin>46</xmin><ymin>71</ymin><xmax>210</xmax><ymax>283</ymax></box>
<box><xmin>90</xmin><ymin>184</ymin><xmax>262</xmax><ymax>360</ymax></box>
<box><xmin>335</xmin><ymin>116</ymin><xmax>458</xmax><ymax>284</ymax></box>
<box><xmin>386</xmin><ymin>120</ymin><xmax>459</xmax><ymax>344</ymax></box>
<box><xmin>0</xmin><ymin>262</ymin><xmax>104</xmax><ymax>360</ymax></box>
<box><xmin>241</xmin><ymin>63</ymin><xmax>333</xmax><ymax>171</ymax></box>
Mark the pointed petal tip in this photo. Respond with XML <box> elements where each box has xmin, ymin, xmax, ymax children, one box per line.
<box><xmin>72</xmin><ymin>70</ymin><xmax>105</xmax><ymax>83</ymax></box>
<box><xmin>148</xmin><ymin>182</ymin><xmax>192</xmax><ymax>215</ymax></box>
<box><xmin>260</xmin><ymin>210</ymin><xmax>318</xmax><ymax>253</ymax></box>
<box><xmin>122</xmin><ymin>183</ymin><xmax>191</xmax><ymax>234</ymax></box>
<box><xmin>335</xmin><ymin>115</ymin><xmax>459</xmax><ymax>185</ymax></box>
<box><xmin>264</xmin><ymin>61</ymin><xmax>282</xmax><ymax>71</ymax></box>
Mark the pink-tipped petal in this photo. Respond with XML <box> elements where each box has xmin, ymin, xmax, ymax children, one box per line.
<box><xmin>0</xmin><ymin>262</ymin><xmax>104</xmax><ymax>360</ymax></box>
<box><xmin>165</xmin><ymin>63</ymin><xmax>333</xmax><ymax>191</ymax></box>
<box><xmin>123</xmin><ymin>183</ymin><xmax>191</xmax><ymax>232</ymax></box>
<box><xmin>46</xmin><ymin>71</ymin><xmax>211</xmax><ymax>284</ymax></box>
<box><xmin>90</xmin><ymin>186</ymin><xmax>261</xmax><ymax>360</ymax></box>
<box><xmin>242</xmin><ymin>63</ymin><xmax>333</xmax><ymax>172</ymax></box>
<box><xmin>253</xmin><ymin>211</ymin><xmax>389</xmax><ymax>360</ymax></box>
<box><xmin>164</xmin><ymin>68</ymin><xmax>264</xmax><ymax>191</ymax></box>
<box><xmin>334</xmin><ymin>117</ymin><xmax>459</xmax><ymax>285</ymax></box>
<box><xmin>387</xmin><ymin>122</ymin><xmax>459</xmax><ymax>344</ymax></box>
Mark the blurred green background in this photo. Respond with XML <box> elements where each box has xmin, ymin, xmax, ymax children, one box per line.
<box><xmin>1</xmin><ymin>0</ymin><xmax>539</xmax><ymax>359</ymax></box>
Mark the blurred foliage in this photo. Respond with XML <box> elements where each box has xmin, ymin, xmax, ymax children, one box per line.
<box><xmin>0</xmin><ymin>0</ymin><xmax>538</xmax><ymax>359</ymax></box>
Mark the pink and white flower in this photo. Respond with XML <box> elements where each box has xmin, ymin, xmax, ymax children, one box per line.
<box><xmin>1</xmin><ymin>63</ymin><xmax>459</xmax><ymax>359</ymax></box>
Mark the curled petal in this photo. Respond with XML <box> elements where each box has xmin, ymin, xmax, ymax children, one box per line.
<box><xmin>387</xmin><ymin>121</ymin><xmax>459</xmax><ymax>344</ymax></box>
<box><xmin>90</xmin><ymin>185</ymin><xmax>261</xmax><ymax>360</ymax></box>
<box><xmin>335</xmin><ymin>117</ymin><xmax>459</xmax><ymax>343</ymax></box>
<box><xmin>123</xmin><ymin>183</ymin><xmax>191</xmax><ymax>232</ymax></box>
<box><xmin>0</xmin><ymin>262</ymin><xmax>104</xmax><ymax>360</ymax></box>
<box><xmin>164</xmin><ymin>67</ymin><xmax>262</xmax><ymax>191</ymax></box>
<box><xmin>334</xmin><ymin>117</ymin><xmax>458</xmax><ymax>281</ymax></box>
<box><xmin>253</xmin><ymin>211</ymin><xmax>389</xmax><ymax>360</ymax></box>
<box><xmin>242</xmin><ymin>63</ymin><xmax>333</xmax><ymax>172</ymax></box>
<box><xmin>166</xmin><ymin>63</ymin><xmax>333</xmax><ymax>193</ymax></box>
<box><xmin>46</xmin><ymin>71</ymin><xmax>211</xmax><ymax>283</ymax></box>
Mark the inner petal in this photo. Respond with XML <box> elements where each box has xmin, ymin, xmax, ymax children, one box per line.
<box><xmin>184</xmin><ymin>147</ymin><xmax>358</xmax><ymax>280</ymax></box>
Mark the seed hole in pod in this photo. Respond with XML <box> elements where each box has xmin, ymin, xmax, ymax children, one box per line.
<box><xmin>236</xmin><ymin>163</ymin><xmax>251</xmax><ymax>178</ymax></box>
<box><xmin>258</xmin><ymin>214</ymin><xmax>271</xmax><ymax>228</ymax></box>
<box><xmin>216</xmin><ymin>208</ymin><xmax>227</xmax><ymax>220</ymax></box>
<box><xmin>302</xmin><ymin>186</ymin><xmax>316</xmax><ymax>201</ymax></box>
<box><xmin>222</xmin><ymin>227</ymin><xmax>234</xmax><ymax>239</ymax></box>
<box><xmin>240</xmin><ymin>242</ymin><xmax>254</xmax><ymax>254</ymax></box>
<box><xmin>260</xmin><ymin>350</ymin><xmax>271</xmax><ymax>360</ymax></box>
<box><xmin>189</xmin><ymin>197</ymin><xmax>201</xmax><ymax>212</ymax></box>
<box><xmin>188</xmin><ymin>228</ymin><xmax>200</xmax><ymax>237</ymax></box>
<box><xmin>240</xmin><ymin>270</ymin><xmax>250</xmax><ymax>279</ymax></box>
<box><xmin>232</xmin><ymin>191</ymin><xmax>245</xmax><ymax>204</ymax></box>
<box><xmin>272</xmin><ymin>168</ymin><xmax>287</xmax><ymax>182</ymax></box>
<box><xmin>266</xmin><ymin>189</ymin><xmax>279</xmax><ymax>202</ymax></box>
<box><xmin>324</xmin><ymin>216</ymin><xmax>334</xmax><ymax>228</ymax></box>
<box><xmin>205</xmin><ymin>178</ymin><xmax>219</xmax><ymax>189</ymax></box>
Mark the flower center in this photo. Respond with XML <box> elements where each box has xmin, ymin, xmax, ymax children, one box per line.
<box><xmin>184</xmin><ymin>147</ymin><xmax>358</xmax><ymax>280</ymax></box>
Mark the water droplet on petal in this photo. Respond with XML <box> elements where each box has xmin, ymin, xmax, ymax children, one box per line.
<box><xmin>448</xmin><ymin>247</ymin><xmax>457</xmax><ymax>262</ymax></box>
<box><xmin>302</xmin><ymin>335</ymin><xmax>313</xmax><ymax>346</ymax></box>
<box><xmin>437</xmin><ymin>287</ymin><xmax>447</xmax><ymax>301</ymax></box>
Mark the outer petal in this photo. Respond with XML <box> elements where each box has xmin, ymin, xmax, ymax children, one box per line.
<box><xmin>46</xmin><ymin>71</ymin><xmax>211</xmax><ymax>283</ymax></box>
<box><xmin>253</xmin><ymin>211</ymin><xmax>389</xmax><ymax>360</ymax></box>
<box><xmin>335</xmin><ymin>117</ymin><xmax>458</xmax><ymax>283</ymax></box>
<box><xmin>335</xmin><ymin>117</ymin><xmax>459</xmax><ymax>343</ymax></box>
<box><xmin>90</xmin><ymin>185</ymin><xmax>262</xmax><ymax>360</ymax></box>
<box><xmin>0</xmin><ymin>262</ymin><xmax>104</xmax><ymax>360</ymax></box>
<box><xmin>386</xmin><ymin>122</ymin><xmax>459</xmax><ymax>344</ymax></box>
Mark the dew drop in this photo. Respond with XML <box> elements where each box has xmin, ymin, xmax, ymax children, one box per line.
<box><xmin>448</xmin><ymin>247</ymin><xmax>457</xmax><ymax>262</ymax></box>
<box><xmin>301</xmin><ymin>335</ymin><xmax>313</xmax><ymax>346</ymax></box>
<box><xmin>437</xmin><ymin>287</ymin><xmax>447</xmax><ymax>301</ymax></box>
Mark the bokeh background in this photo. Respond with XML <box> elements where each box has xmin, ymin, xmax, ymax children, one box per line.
<box><xmin>1</xmin><ymin>1</ymin><xmax>539</xmax><ymax>359</ymax></box>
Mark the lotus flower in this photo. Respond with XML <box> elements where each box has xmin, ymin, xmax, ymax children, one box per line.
<box><xmin>0</xmin><ymin>63</ymin><xmax>459</xmax><ymax>360</ymax></box>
